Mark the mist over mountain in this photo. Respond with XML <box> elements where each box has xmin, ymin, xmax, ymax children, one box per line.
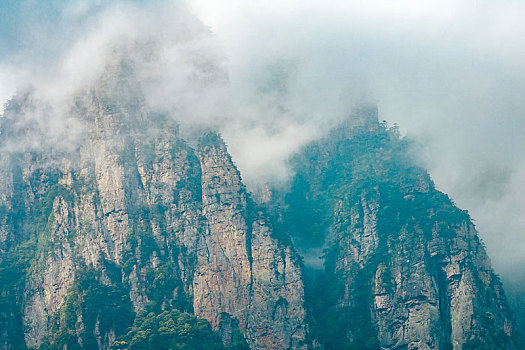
<box><xmin>0</xmin><ymin>0</ymin><xmax>524</xmax><ymax>349</ymax></box>
<box><xmin>2</xmin><ymin>0</ymin><xmax>525</xmax><ymax>278</ymax></box>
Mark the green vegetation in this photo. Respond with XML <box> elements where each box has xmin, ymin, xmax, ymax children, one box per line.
<box><xmin>306</xmin><ymin>261</ymin><xmax>380</xmax><ymax>350</ymax></box>
<box><xmin>110</xmin><ymin>306</ymin><xmax>226</xmax><ymax>350</ymax></box>
<box><xmin>0</xmin><ymin>236</ymin><xmax>36</xmax><ymax>349</ymax></box>
<box><xmin>283</xmin><ymin>120</ymin><xmax>471</xmax><ymax>249</ymax></box>
<box><xmin>281</xmin><ymin>121</ymin><xmax>474</xmax><ymax>349</ymax></box>
<box><xmin>0</xmin><ymin>114</ymin><xmax>515</xmax><ymax>350</ymax></box>
<box><xmin>40</xmin><ymin>268</ymin><xmax>135</xmax><ymax>350</ymax></box>
<box><xmin>0</xmin><ymin>166</ymin><xmax>88</xmax><ymax>349</ymax></box>
<box><xmin>122</xmin><ymin>201</ymin><xmax>194</xmax><ymax>313</ymax></box>
<box><xmin>111</xmin><ymin>304</ymin><xmax>249</xmax><ymax>350</ymax></box>
<box><xmin>461</xmin><ymin>310</ymin><xmax>517</xmax><ymax>349</ymax></box>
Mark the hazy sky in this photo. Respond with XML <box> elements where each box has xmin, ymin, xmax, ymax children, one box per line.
<box><xmin>1</xmin><ymin>0</ymin><xmax>524</xmax><ymax>279</ymax></box>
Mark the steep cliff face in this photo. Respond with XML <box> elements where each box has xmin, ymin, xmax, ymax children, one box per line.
<box><xmin>277</xmin><ymin>107</ymin><xmax>517</xmax><ymax>349</ymax></box>
<box><xmin>0</xmin><ymin>68</ymin><xmax>518</xmax><ymax>349</ymax></box>
<box><xmin>0</xmin><ymin>66</ymin><xmax>308</xmax><ymax>350</ymax></box>
<box><xmin>194</xmin><ymin>135</ymin><xmax>307</xmax><ymax>349</ymax></box>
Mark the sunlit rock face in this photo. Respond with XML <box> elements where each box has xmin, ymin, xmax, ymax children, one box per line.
<box><xmin>0</xmin><ymin>67</ymin><xmax>308</xmax><ymax>350</ymax></box>
<box><xmin>0</xmin><ymin>68</ymin><xmax>517</xmax><ymax>350</ymax></box>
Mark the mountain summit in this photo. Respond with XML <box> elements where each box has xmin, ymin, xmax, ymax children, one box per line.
<box><xmin>0</xmin><ymin>69</ymin><xmax>518</xmax><ymax>349</ymax></box>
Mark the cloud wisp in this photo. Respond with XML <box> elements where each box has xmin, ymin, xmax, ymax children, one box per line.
<box><xmin>1</xmin><ymin>0</ymin><xmax>524</xmax><ymax>279</ymax></box>
<box><xmin>188</xmin><ymin>0</ymin><xmax>525</xmax><ymax>277</ymax></box>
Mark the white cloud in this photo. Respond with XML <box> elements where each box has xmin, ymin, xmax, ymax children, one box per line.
<box><xmin>188</xmin><ymin>0</ymin><xmax>525</xmax><ymax>278</ymax></box>
<box><xmin>1</xmin><ymin>0</ymin><xmax>524</xmax><ymax>279</ymax></box>
<box><xmin>0</xmin><ymin>66</ymin><xmax>17</xmax><ymax>115</ymax></box>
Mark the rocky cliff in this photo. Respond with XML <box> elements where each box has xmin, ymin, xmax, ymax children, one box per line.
<box><xmin>274</xmin><ymin>107</ymin><xmax>518</xmax><ymax>349</ymax></box>
<box><xmin>0</xmin><ymin>70</ymin><xmax>518</xmax><ymax>350</ymax></box>
<box><xmin>0</xmin><ymin>66</ymin><xmax>308</xmax><ymax>350</ymax></box>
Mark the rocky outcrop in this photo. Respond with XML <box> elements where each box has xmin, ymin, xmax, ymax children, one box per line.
<box><xmin>0</xmin><ymin>68</ymin><xmax>517</xmax><ymax>349</ymax></box>
<box><xmin>194</xmin><ymin>135</ymin><xmax>307</xmax><ymax>349</ymax></box>
<box><xmin>0</xmin><ymin>66</ymin><xmax>308</xmax><ymax>350</ymax></box>
<box><xmin>279</xmin><ymin>109</ymin><xmax>518</xmax><ymax>349</ymax></box>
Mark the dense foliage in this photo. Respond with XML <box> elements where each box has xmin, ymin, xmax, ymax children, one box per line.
<box><xmin>111</xmin><ymin>306</ymin><xmax>227</xmax><ymax>350</ymax></box>
<box><xmin>39</xmin><ymin>268</ymin><xmax>135</xmax><ymax>350</ymax></box>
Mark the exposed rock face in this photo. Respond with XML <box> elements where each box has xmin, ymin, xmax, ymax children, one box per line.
<box><xmin>0</xmin><ymin>75</ymin><xmax>518</xmax><ymax>350</ymax></box>
<box><xmin>194</xmin><ymin>136</ymin><xmax>307</xmax><ymax>349</ymax></box>
<box><xmin>0</xmin><ymin>157</ymin><xmax>14</xmax><ymax>265</ymax></box>
<box><xmin>278</xmin><ymin>108</ymin><xmax>518</xmax><ymax>349</ymax></box>
<box><xmin>0</xmin><ymin>68</ymin><xmax>307</xmax><ymax>349</ymax></box>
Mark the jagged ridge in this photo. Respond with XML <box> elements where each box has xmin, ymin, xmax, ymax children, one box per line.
<box><xmin>273</xmin><ymin>107</ymin><xmax>518</xmax><ymax>349</ymax></box>
<box><xmin>0</xmin><ymin>70</ymin><xmax>518</xmax><ymax>350</ymax></box>
<box><xmin>0</xmin><ymin>67</ymin><xmax>308</xmax><ymax>350</ymax></box>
